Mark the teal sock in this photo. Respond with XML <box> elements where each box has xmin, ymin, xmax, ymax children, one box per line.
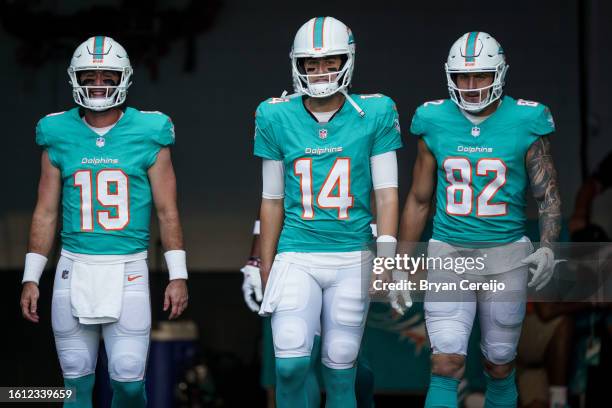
<box><xmin>322</xmin><ymin>365</ymin><xmax>357</xmax><ymax>408</ymax></box>
<box><xmin>424</xmin><ymin>374</ymin><xmax>460</xmax><ymax>408</ymax></box>
<box><xmin>355</xmin><ymin>358</ymin><xmax>374</xmax><ymax>408</ymax></box>
<box><xmin>484</xmin><ymin>369</ymin><xmax>517</xmax><ymax>408</ymax></box>
<box><xmin>64</xmin><ymin>374</ymin><xmax>95</xmax><ymax>408</ymax></box>
<box><xmin>110</xmin><ymin>379</ymin><xmax>146</xmax><ymax>408</ymax></box>
<box><xmin>276</xmin><ymin>357</ymin><xmax>312</xmax><ymax>408</ymax></box>
<box><xmin>307</xmin><ymin>337</ymin><xmax>322</xmax><ymax>408</ymax></box>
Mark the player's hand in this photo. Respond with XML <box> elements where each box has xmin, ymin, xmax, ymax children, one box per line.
<box><xmin>389</xmin><ymin>270</ymin><xmax>413</xmax><ymax>315</ymax></box>
<box><xmin>164</xmin><ymin>279</ymin><xmax>188</xmax><ymax>320</ymax></box>
<box><xmin>521</xmin><ymin>247</ymin><xmax>565</xmax><ymax>291</ymax></box>
<box><xmin>20</xmin><ymin>282</ymin><xmax>40</xmax><ymax>323</ymax></box>
<box><xmin>241</xmin><ymin>264</ymin><xmax>263</xmax><ymax>312</ymax></box>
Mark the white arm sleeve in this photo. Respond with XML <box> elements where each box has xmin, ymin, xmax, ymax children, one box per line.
<box><xmin>262</xmin><ymin>159</ymin><xmax>285</xmax><ymax>199</ymax></box>
<box><xmin>371</xmin><ymin>151</ymin><xmax>398</xmax><ymax>189</ymax></box>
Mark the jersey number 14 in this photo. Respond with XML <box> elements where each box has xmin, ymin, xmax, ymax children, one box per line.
<box><xmin>295</xmin><ymin>158</ymin><xmax>354</xmax><ymax>219</ymax></box>
<box><xmin>74</xmin><ymin>169</ymin><xmax>130</xmax><ymax>231</ymax></box>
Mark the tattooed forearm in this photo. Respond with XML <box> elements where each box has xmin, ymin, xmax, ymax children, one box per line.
<box><xmin>526</xmin><ymin>136</ymin><xmax>562</xmax><ymax>247</ymax></box>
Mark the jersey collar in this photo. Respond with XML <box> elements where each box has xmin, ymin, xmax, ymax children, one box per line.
<box><xmin>300</xmin><ymin>95</ymin><xmax>348</xmax><ymax>126</ymax></box>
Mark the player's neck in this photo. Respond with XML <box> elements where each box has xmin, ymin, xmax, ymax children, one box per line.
<box><xmin>304</xmin><ymin>93</ymin><xmax>345</xmax><ymax>113</ymax></box>
<box><xmin>83</xmin><ymin>108</ymin><xmax>122</xmax><ymax>128</ymax></box>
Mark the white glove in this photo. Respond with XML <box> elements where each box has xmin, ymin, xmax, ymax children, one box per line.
<box><xmin>240</xmin><ymin>264</ymin><xmax>263</xmax><ymax>312</ymax></box>
<box><xmin>389</xmin><ymin>270</ymin><xmax>413</xmax><ymax>315</ymax></box>
<box><xmin>521</xmin><ymin>247</ymin><xmax>565</xmax><ymax>291</ymax></box>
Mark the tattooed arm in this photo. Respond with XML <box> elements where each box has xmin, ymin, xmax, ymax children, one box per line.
<box><xmin>526</xmin><ymin>136</ymin><xmax>562</xmax><ymax>247</ymax></box>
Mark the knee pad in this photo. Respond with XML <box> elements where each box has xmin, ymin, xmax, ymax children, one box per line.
<box><xmin>59</xmin><ymin>347</ymin><xmax>95</xmax><ymax>378</ymax></box>
<box><xmin>431</xmin><ymin>331</ymin><xmax>467</xmax><ymax>356</ymax></box>
<box><xmin>481</xmin><ymin>302</ymin><xmax>524</xmax><ymax>364</ymax></box>
<box><xmin>426</xmin><ymin>302</ymin><xmax>473</xmax><ymax>356</ymax></box>
<box><xmin>322</xmin><ymin>330</ymin><xmax>361</xmax><ymax>369</ymax></box>
<box><xmin>482</xmin><ymin>342</ymin><xmax>516</xmax><ymax>365</ymax></box>
<box><xmin>272</xmin><ymin>316</ymin><xmax>309</xmax><ymax>355</ymax></box>
<box><xmin>105</xmin><ymin>291</ymin><xmax>150</xmax><ymax>381</ymax></box>
<box><xmin>109</xmin><ymin>352</ymin><xmax>146</xmax><ymax>381</ymax></box>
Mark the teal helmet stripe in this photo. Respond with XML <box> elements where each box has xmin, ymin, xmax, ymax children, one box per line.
<box><xmin>313</xmin><ymin>17</ymin><xmax>325</xmax><ymax>49</ymax></box>
<box><xmin>464</xmin><ymin>31</ymin><xmax>479</xmax><ymax>62</ymax></box>
<box><xmin>93</xmin><ymin>36</ymin><xmax>105</xmax><ymax>61</ymax></box>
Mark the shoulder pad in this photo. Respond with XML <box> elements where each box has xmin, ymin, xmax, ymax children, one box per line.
<box><xmin>355</xmin><ymin>93</ymin><xmax>395</xmax><ymax>115</ymax></box>
<box><xmin>415</xmin><ymin>99</ymin><xmax>452</xmax><ymax>119</ymax></box>
<box><xmin>256</xmin><ymin>96</ymin><xmax>298</xmax><ymax>122</ymax></box>
<box><xmin>136</xmin><ymin>109</ymin><xmax>171</xmax><ymax>123</ymax></box>
<box><xmin>512</xmin><ymin>98</ymin><xmax>548</xmax><ymax>118</ymax></box>
<box><xmin>358</xmin><ymin>93</ymin><xmax>384</xmax><ymax>99</ymax></box>
<box><xmin>45</xmin><ymin>111</ymin><xmax>66</xmax><ymax>117</ymax></box>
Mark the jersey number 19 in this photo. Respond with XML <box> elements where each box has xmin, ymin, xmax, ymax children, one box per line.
<box><xmin>74</xmin><ymin>169</ymin><xmax>130</xmax><ymax>231</ymax></box>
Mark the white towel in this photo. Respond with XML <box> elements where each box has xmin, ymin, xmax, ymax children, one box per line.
<box><xmin>258</xmin><ymin>259</ymin><xmax>291</xmax><ymax>317</ymax></box>
<box><xmin>70</xmin><ymin>261</ymin><xmax>125</xmax><ymax>325</ymax></box>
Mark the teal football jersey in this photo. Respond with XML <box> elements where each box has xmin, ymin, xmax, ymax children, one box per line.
<box><xmin>410</xmin><ymin>96</ymin><xmax>555</xmax><ymax>246</ymax></box>
<box><xmin>36</xmin><ymin>107</ymin><xmax>175</xmax><ymax>254</ymax></box>
<box><xmin>254</xmin><ymin>94</ymin><xmax>403</xmax><ymax>253</ymax></box>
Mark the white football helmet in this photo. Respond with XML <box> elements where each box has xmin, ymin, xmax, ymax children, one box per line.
<box><xmin>68</xmin><ymin>36</ymin><xmax>133</xmax><ymax>111</ymax></box>
<box><xmin>445</xmin><ymin>32</ymin><xmax>508</xmax><ymax>112</ymax></box>
<box><xmin>290</xmin><ymin>17</ymin><xmax>355</xmax><ymax>98</ymax></box>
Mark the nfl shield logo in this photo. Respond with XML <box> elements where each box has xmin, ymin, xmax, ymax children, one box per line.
<box><xmin>471</xmin><ymin>126</ymin><xmax>480</xmax><ymax>137</ymax></box>
<box><xmin>319</xmin><ymin>129</ymin><xmax>328</xmax><ymax>139</ymax></box>
<box><xmin>96</xmin><ymin>136</ymin><xmax>105</xmax><ymax>147</ymax></box>
<box><xmin>62</xmin><ymin>270</ymin><xmax>69</xmax><ymax>279</ymax></box>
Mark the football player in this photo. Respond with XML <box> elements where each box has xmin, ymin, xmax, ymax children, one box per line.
<box><xmin>398</xmin><ymin>32</ymin><xmax>562</xmax><ymax>407</ymax></box>
<box><xmin>19</xmin><ymin>36</ymin><xmax>188</xmax><ymax>408</ymax></box>
<box><xmin>254</xmin><ymin>17</ymin><xmax>402</xmax><ymax>408</ymax></box>
<box><xmin>240</xmin><ymin>218</ymin><xmax>378</xmax><ymax>408</ymax></box>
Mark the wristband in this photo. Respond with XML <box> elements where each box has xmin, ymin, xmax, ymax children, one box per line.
<box><xmin>246</xmin><ymin>256</ymin><xmax>261</xmax><ymax>268</ymax></box>
<box><xmin>376</xmin><ymin>235</ymin><xmax>397</xmax><ymax>259</ymax></box>
<box><xmin>164</xmin><ymin>250</ymin><xmax>188</xmax><ymax>280</ymax></box>
<box><xmin>22</xmin><ymin>252</ymin><xmax>48</xmax><ymax>285</ymax></box>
